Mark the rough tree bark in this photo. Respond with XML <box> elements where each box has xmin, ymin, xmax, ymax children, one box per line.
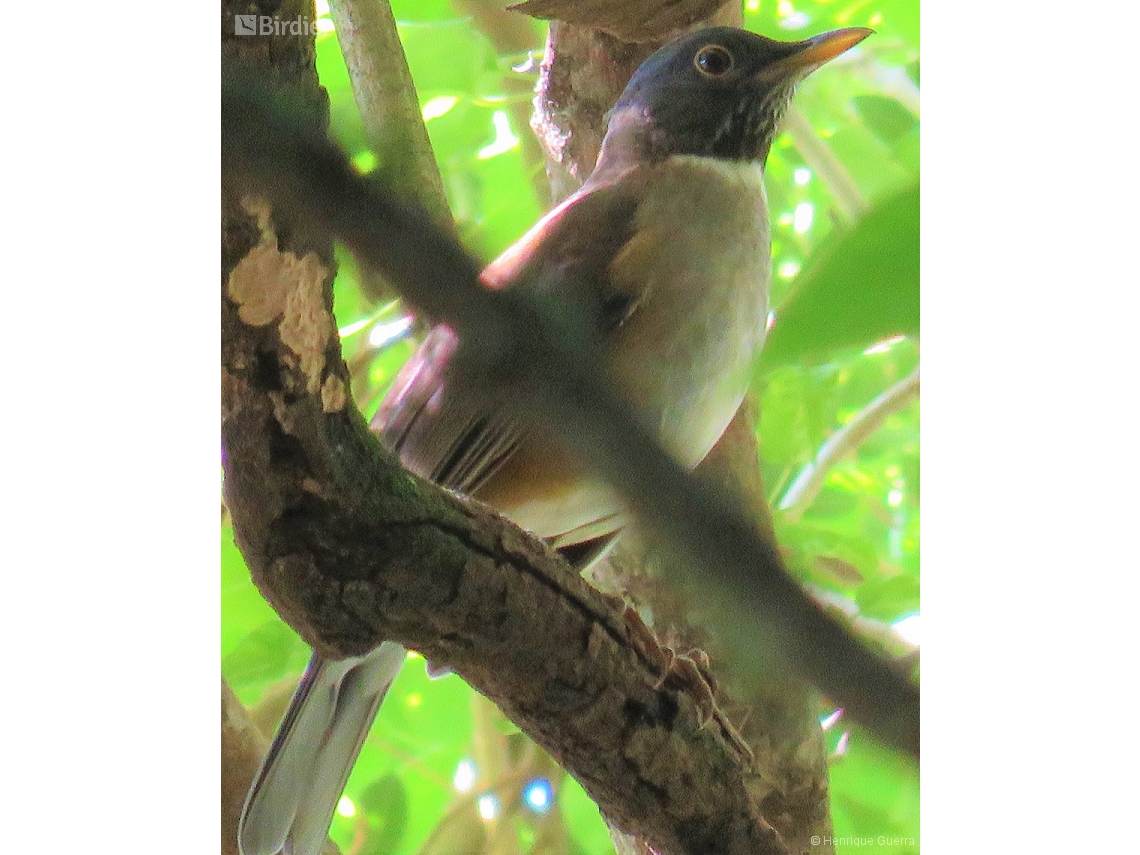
<box><xmin>220</xmin><ymin>0</ymin><xmax>334</xmax><ymax>849</ymax></box>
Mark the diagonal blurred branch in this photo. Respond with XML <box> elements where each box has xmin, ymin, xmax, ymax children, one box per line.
<box><xmin>222</xmin><ymin>69</ymin><xmax>919</xmax><ymax>760</ymax></box>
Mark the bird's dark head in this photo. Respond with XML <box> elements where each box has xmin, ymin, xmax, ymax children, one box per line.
<box><xmin>598</xmin><ymin>26</ymin><xmax>871</xmax><ymax>168</ymax></box>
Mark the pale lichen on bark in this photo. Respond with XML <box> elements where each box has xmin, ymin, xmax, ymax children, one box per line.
<box><xmin>321</xmin><ymin>374</ymin><xmax>348</xmax><ymax>412</ymax></box>
<box><xmin>226</xmin><ymin>198</ymin><xmax>334</xmax><ymax>394</ymax></box>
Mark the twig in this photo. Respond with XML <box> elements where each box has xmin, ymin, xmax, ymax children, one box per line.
<box><xmin>779</xmin><ymin>366</ymin><xmax>920</xmax><ymax>519</ymax></box>
<box><xmin>783</xmin><ymin>105</ymin><xmax>868</xmax><ymax>225</ymax></box>
<box><xmin>327</xmin><ymin>0</ymin><xmax>452</xmax><ymax>228</ymax></box>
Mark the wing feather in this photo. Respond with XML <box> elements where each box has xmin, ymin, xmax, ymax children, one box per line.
<box><xmin>372</xmin><ymin>175</ymin><xmax>649</xmax><ymax>520</ymax></box>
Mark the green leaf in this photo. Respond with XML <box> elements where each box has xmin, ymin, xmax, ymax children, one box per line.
<box><xmin>760</xmin><ymin>183</ymin><xmax>919</xmax><ymax>369</ymax></box>
<box><xmin>358</xmin><ymin>773</ymin><xmax>410</xmax><ymax>854</ymax></box>
<box><xmin>852</xmin><ymin>94</ymin><xmax>917</xmax><ymax>145</ymax></box>
<box><xmin>390</xmin><ymin>0</ymin><xmax>457</xmax><ymax>22</ymax></box>
<box><xmin>856</xmin><ymin>574</ymin><xmax>920</xmax><ymax>621</ymax></box>
<box><xmin>222</xmin><ymin>620</ymin><xmax>308</xmax><ymax>686</ymax></box>
<box><xmin>829</xmin><ymin>731</ymin><xmax>920</xmax><ymax>853</ymax></box>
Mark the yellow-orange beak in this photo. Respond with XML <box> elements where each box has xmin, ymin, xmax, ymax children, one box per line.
<box><xmin>764</xmin><ymin>27</ymin><xmax>873</xmax><ymax>79</ymax></box>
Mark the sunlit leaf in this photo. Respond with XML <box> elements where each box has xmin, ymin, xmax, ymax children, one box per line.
<box><xmin>856</xmin><ymin>574</ymin><xmax>921</xmax><ymax>621</ymax></box>
<box><xmin>357</xmin><ymin>773</ymin><xmax>410</xmax><ymax>854</ymax></box>
<box><xmin>222</xmin><ymin>620</ymin><xmax>308</xmax><ymax>686</ymax></box>
<box><xmin>852</xmin><ymin>94</ymin><xmax>917</xmax><ymax>145</ymax></box>
<box><xmin>760</xmin><ymin>182</ymin><xmax>919</xmax><ymax>369</ymax></box>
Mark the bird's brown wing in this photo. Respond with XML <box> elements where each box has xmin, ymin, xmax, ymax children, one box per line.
<box><xmin>370</xmin><ymin>323</ymin><xmax>527</xmax><ymax>497</ymax></box>
<box><xmin>371</xmin><ymin>173</ymin><xmax>647</xmax><ymax>516</ymax></box>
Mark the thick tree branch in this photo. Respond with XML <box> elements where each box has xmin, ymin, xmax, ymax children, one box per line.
<box><xmin>510</xmin><ymin>0</ymin><xmax>737</xmax><ymax>42</ymax></box>
<box><xmin>222</xmin><ymin>176</ymin><xmax>784</xmax><ymax>855</ymax></box>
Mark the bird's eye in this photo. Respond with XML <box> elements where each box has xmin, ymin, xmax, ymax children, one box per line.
<box><xmin>694</xmin><ymin>44</ymin><xmax>733</xmax><ymax>77</ymax></box>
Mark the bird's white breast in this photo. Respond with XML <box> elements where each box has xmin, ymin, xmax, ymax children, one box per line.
<box><xmin>607</xmin><ymin>155</ymin><xmax>771</xmax><ymax>467</ymax></box>
<box><xmin>485</xmin><ymin>155</ymin><xmax>772</xmax><ymax>542</ymax></box>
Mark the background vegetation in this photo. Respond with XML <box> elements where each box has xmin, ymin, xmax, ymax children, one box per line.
<box><xmin>222</xmin><ymin>1</ymin><xmax>920</xmax><ymax>852</ymax></box>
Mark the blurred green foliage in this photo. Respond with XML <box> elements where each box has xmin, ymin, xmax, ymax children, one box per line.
<box><xmin>222</xmin><ymin>1</ymin><xmax>920</xmax><ymax>853</ymax></box>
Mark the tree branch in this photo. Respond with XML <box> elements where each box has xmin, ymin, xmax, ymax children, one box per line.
<box><xmin>222</xmin><ymin>167</ymin><xmax>784</xmax><ymax>855</ymax></box>
<box><xmin>510</xmin><ymin>0</ymin><xmax>737</xmax><ymax>42</ymax></box>
<box><xmin>779</xmin><ymin>366</ymin><xmax>920</xmax><ymax>519</ymax></box>
<box><xmin>783</xmin><ymin>105</ymin><xmax>868</xmax><ymax>224</ymax></box>
<box><xmin>327</xmin><ymin>0</ymin><xmax>451</xmax><ymax>228</ymax></box>
<box><xmin>221</xmin><ymin>66</ymin><xmax>919</xmax><ymax>761</ymax></box>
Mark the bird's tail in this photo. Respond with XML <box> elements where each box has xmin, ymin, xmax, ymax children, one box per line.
<box><xmin>238</xmin><ymin>642</ymin><xmax>407</xmax><ymax>855</ymax></box>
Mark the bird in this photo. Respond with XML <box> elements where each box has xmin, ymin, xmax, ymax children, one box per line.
<box><xmin>238</xmin><ymin>24</ymin><xmax>871</xmax><ymax>855</ymax></box>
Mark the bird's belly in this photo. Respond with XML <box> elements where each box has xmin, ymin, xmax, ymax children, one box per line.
<box><xmin>607</xmin><ymin>155</ymin><xmax>771</xmax><ymax>467</ymax></box>
<box><xmin>610</xmin><ymin>267</ymin><xmax>767</xmax><ymax>468</ymax></box>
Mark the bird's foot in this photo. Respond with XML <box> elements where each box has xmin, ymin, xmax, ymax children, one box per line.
<box><xmin>619</xmin><ymin>605</ymin><xmax>753</xmax><ymax>764</ymax></box>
